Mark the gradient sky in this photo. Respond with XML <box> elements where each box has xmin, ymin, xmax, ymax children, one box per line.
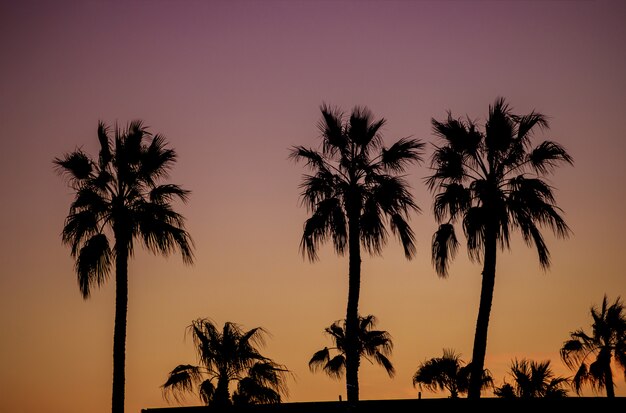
<box><xmin>1</xmin><ymin>1</ymin><xmax>625</xmax><ymax>412</ymax></box>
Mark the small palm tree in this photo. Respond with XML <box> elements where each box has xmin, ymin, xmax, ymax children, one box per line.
<box><xmin>162</xmin><ymin>319</ymin><xmax>290</xmax><ymax>407</ymax></box>
<box><xmin>427</xmin><ymin>97</ymin><xmax>573</xmax><ymax>398</ymax></box>
<box><xmin>494</xmin><ymin>358</ymin><xmax>569</xmax><ymax>398</ymax></box>
<box><xmin>309</xmin><ymin>314</ymin><xmax>395</xmax><ymax>383</ymax></box>
<box><xmin>54</xmin><ymin>121</ymin><xmax>194</xmax><ymax>413</ymax></box>
<box><xmin>561</xmin><ymin>295</ymin><xmax>626</xmax><ymax>397</ymax></box>
<box><xmin>292</xmin><ymin>104</ymin><xmax>423</xmax><ymax>402</ymax></box>
<box><xmin>412</xmin><ymin>349</ymin><xmax>493</xmax><ymax>398</ymax></box>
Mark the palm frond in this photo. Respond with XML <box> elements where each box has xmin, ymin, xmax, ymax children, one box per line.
<box><xmin>426</xmin><ymin>146</ymin><xmax>465</xmax><ymax>189</ymax></box>
<box><xmin>198</xmin><ymin>379</ymin><xmax>216</xmax><ymax>405</ymax></box>
<box><xmin>150</xmin><ymin>184</ymin><xmax>191</xmax><ymax>204</ymax></box>
<box><xmin>136</xmin><ymin>202</ymin><xmax>194</xmax><ymax>264</ymax></box>
<box><xmin>373</xmin><ymin>352</ymin><xmax>395</xmax><ymax>377</ymax></box>
<box><xmin>528</xmin><ymin>141</ymin><xmax>574</xmax><ymax>174</ymax></box>
<box><xmin>140</xmin><ymin>133</ymin><xmax>177</xmax><ymax>183</ymax></box>
<box><xmin>309</xmin><ymin>348</ymin><xmax>331</xmax><ymax>373</ymax></box>
<box><xmin>462</xmin><ymin>206</ymin><xmax>486</xmax><ymax>262</ymax></box>
<box><xmin>162</xmin><ymin>364</ymin><xmax>204</xmax><ymax>404</ymax></box>
<box><xmin>70</xmin><ymin>187</ymin><xmax>109</xmax><ymax>214</ymax></box>
<box><xmin>318</xmin><ymin>104</ymin><xmax>346</xmax><ymax>156</ymax></box>
<box><xmin>516</xmin><ymin>111</ymin><xmax>549</xmax><ymax>142</ymax></box>
<box><xmin>485</xmin><ymin>97</ymin><xmax>514</xmax><ymax>154</ymax></box>
<box><xmin>433</xmin><ymin>183</ymin><xmax>471</xmax><ymax>223</ymax></box>
<box><xmin>370</xmin><ymin>174</ymin><xmax>418</xmax><ymax>214</ymax></box>
<box><xmin>300</xmin><ymin>197</ymin><xmax>346</xmax><ymax>260</ymax></box>
<box><xmin>97</xmin><ymin>121</ymin><xmax>112</xmax><ymax>168</ymax></box>
<box><xmin>234</xmin><ymin>375</ymin><xmax>284</xmax><ymax>405</ymax></box>
<box><xmin>431</xmin><ymin>223</ymin><xmax>459</xmax><ymax>277</ymax></box>
<box><xmin>289</xmin><ymin>147</ymin><xmax>328</xmax><ymax>172</ymax></box>
<box><xmin>380</xmin><ymin>137</ymin><xmax>425</xmax><ymax>172</ymax></box>
<box><xmin>298</xmin><ymin>171</ymin><xmax>338</xmax><ymax>210</ymax></box>
<box><xmin>238</xmin><ymin>326</ymin><xmax>269</xmax><ymax>356</ymax></box>
<box><xmin>360</xmin><ymin>197</ymin><xmax>387</xmax><ymax>256</ymax></box>
<box><xmin>348</xmin><ymin>105</ymin><xmax>384</xmax><ymax>151</ymax></box>
<box><xmin>75</xmin><ymin>233</ymin><xmax>111</xmax><ymax>298</ymax></box>
<box><xmin>431</xmin><ymin>114</ymin><xmax>481</xmax><ymax>155</ymax></box>
<box><xmin>61</xmin><ymin>209</ymin><xmax>101</xmax><ymax>256</ymax></box>
<box><xmin>389</xmin><ymin>213</ymin><xmax>416</xmax><ymax>259</ymax></box>
<box><xmin>54</xmin><ymin>150</ymin><xmax>94</xmax><ymax>182</ymax></box>
<box><xmin>244</xmin><ymin>361</ymin><xmax>290</xmax><ymax>401</ymax></box>
<box><xmin>323</xmin><ymin>355</ymin><xmax>346</xmax><ymax>379</ymax></box>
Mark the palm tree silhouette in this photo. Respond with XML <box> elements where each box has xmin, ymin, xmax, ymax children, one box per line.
<box><xmin>426</xmin><ymin>97</ymin><xmax>573</xmax><ymax>398</ymax></box>
<box><xmin>291</xmin><ymin>104</ymin><xmax>423</xmax><ymax>402</ymax></box>
<box><xmin>54</xmin><ymin>121</ymin><xmax>194</xmax><ymax>413</ymax></box>
<box><xmin>309</xmin><ymin>314</ymin><xmax>395</xmax><ymax>381</ymax></box>
<box><xmin>494</xmin><ymin>358</ymin><xmax>569</xmax><ymax>398</ymax></box>
<box><xmin>412</xmin><ymin>348</ymin><xmax>492</xmax><ymax>398</ymax></box>
<box><xmin>162</xmin><ymin>318</ymin><xmax>290</xmax><ymax>407</ymax></box>
<box><xmin>561</xmin><ymin>295</ymin><xmax>626</xmax><ymax>397</ymax></box>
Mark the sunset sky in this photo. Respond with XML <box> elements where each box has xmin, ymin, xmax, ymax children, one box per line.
<box><xmin>1</xmin><ymin>1</ymin><xmax>625</xmax><ymax>412</ymax></box>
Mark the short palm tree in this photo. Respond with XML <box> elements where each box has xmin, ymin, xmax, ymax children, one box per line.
<box><xmin>162</xmin><ymin>319</ymin><xmax>290</xmax><ymax>407</ymax></box>
<box><xmin>427</xmin><ymin>97</ymin><xmax>573</xmax><ymax>398</ymax></box>
<box><xmin>54</xmin><ymin>121</ymin><xmax>194</xmax><ymax>413</ymax></box>
<box><xmin>494</xmin><ymin>358</ymin><xmax>569</xmax><ymax>398</ymax></box>
<box><xmin>309</xmin><ymin>314</ymin><xmax>395</xmax><ymax>383</ymax></box>
<box><xmin>291</xmin><ymin>104</ymin><xmax>423</xmax><ymax>402</ymax></box>
<box><xmin>412</xmin><ymin>349</ymin><xmax>493</xmax><ymax>398</ymax></box>
<box><xmin>561</xmin><ymin>295</ymin><xmax>626</xmax><ymax>397</ymax></box>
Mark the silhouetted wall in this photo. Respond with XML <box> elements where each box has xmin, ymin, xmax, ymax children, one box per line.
<box><xmin>142</xmin><ymin>397</ymin><xmax>626</xmax><ymax>413</ymax></box>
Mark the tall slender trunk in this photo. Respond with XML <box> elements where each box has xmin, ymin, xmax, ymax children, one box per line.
<box><xmin>468</xmin><ymin>226</ymin><xmax>497</xmax><ymax>399</ymax></box>
<box><xmin>345</xmin><ymin>202</ymin><xmax>361</xmax><ymax>404</ymax></box>
<box><xmin>112</xmin><ymin>239</ymin><xmax>128</xmax><ymax>413</ymax></box>
<box><xmin>605</xmin><ymin>361</ymin><xmax>615</xmax><ymax>397</ymax></box>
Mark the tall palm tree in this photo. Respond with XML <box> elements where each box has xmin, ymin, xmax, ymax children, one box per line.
<box><xmin>291</xmin><ymin>104</ymin><xmax>423</xmax><ymax>402</ymax></box>
<box><xmin>427</xmin><ymin>97</ymin><xmax>573</xmax><ymax>398</ymax></box>
<box><xmin>54</xmin><ymin>121</ymin><xmax>194</xmax><ymax>413</ymax></box>
<box><xmin>162</xmin><ymin>319</ymin><xmax>290</xmax><ymax>407</ymax></box>
<box><xmin>494</xmin><ymin>358</ymin><xmax>569</xmax><ymax>398</ymax></box>
<box><xmin>309</xmin><ymin>314</ymin><xmax>395</xmax><ymax>381</ymax></box>
<box><xmin>561</xmin><ymin>295</ymin><xmax>626</xmax><ymax>397</ymax></box>
<box><xmin>412</xmin><ymin>348</ymin><xmax>493</xmax><ymax>398</ymax></box>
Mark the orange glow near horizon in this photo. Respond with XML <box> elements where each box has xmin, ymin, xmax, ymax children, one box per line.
<box><xmin>1</xmin><ymin>1</ymin><xmax>625</xmax><ymax>412</ymax></box>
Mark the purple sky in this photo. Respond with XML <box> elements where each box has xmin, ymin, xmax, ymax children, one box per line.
<box><xmin>1</xmin><ymin>1</ymin><xmax>625</xmax><ymax>412</ymax></box>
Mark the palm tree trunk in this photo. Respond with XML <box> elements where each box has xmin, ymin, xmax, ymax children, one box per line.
<box><xmin>215</xmin><ymin>374</ymin><xmax>231</xmax><ymax>407</ymax></box>
<box><xmin>605</xmin><ymin>363</ymin><xmax>615</xmax><ymax>397</ymax></box>
<box><xmin>345</xmin><ymin>205</ymin><xmax>361</xmax><ymax>404</ymax></box>
<box><xmin>112</xmin><ymin>241</ymin><xmax>128</xmax><ymax>413</ymax></box>
<box><xmin>468</xmin><ymin>227</ymin><xmax>497</xmax><ymax>399</ymax></box>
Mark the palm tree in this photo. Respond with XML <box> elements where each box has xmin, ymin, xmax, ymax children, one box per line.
<box><xmin>427</xmin><ymin>97</ymin><xmax>573</xmax><ymax>399</ymax></box>
<box><xmin>291</xmin><ymin>104</ymin><xmax>423</xmax><ymax>402</ymax></box>
<box><xmin>412</xmin><ymin>348</ymin><xmax>493</xmax><ymax>398</ymax></box>
<box><xmin>494</xmin><ymin>358</ymin><xmax>569</xmax><ymax>398</ymax></box>
<box><xmin>54</xmin><ymin>121</ymin><xmax>194</xmax><ymax>413</ymax></box>
<box><xmin>162</xmin><ymin>318</ymin><xmax>290</xmax><ymax>407</ymax></box>
<box><xmin>561</xmin><ymin>295</ymin><xmax>626</xmax><ymax>397</ymax></box>
<box><xmin>309</xmin><ymin>314</ymin><xmax>395</xmax><ymax>383</ymax></box>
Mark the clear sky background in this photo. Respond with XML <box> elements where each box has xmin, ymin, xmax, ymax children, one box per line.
<box><xmin>1</xmin><ymin>1</ymin><xmax>625</xmax><ymax>412</ymax></box>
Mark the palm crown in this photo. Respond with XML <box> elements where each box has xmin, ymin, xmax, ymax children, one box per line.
<box><xmin>412</xmin><ymin>349</ymin><xmax>493</xmax><ymax>398</ymax></box>
<box><xmin>428</xmin><ymin>97</ymin><xmax>573</xmax><ymax>276</ymax></box>
<box><xmin>309</xmin><ymin>314</ymin><xmax>395</xmax><ymax>379</ymax></box>
<box><xmin>494</xmin><ymin>358</ymin><xmax>569</xmax><ymax>398</ymax></box>
<box><xmin>55</xmin><ymin>120</ymin><xmax>194</xmax><ymax>297</ymax></box>
<box><xmin>291</xmin><ymin>104</ymin><xmax>424</xmax><ymax>260</ymax></box>
<box><xmin>561</xmin><ymin>295</ymin><xmax>626</xmax><ymax>397</ymax></box>
<box><xmin>162</xmin><ymin>319</ymin><xmax>290</xmax><ymax>406</ymax></box>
